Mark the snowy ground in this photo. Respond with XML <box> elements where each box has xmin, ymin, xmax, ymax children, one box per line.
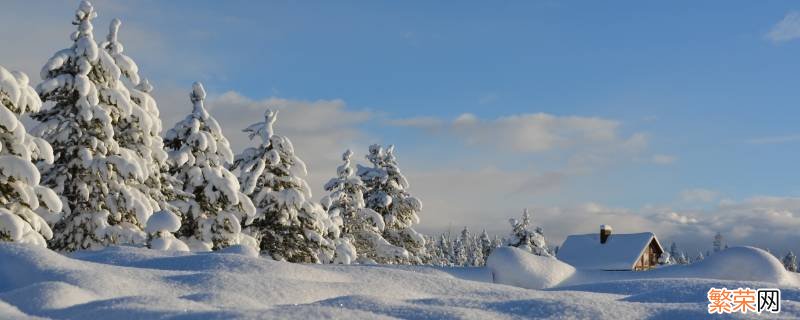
<box><xmin>1</xmin><ymin>244</ymin><xmax>798</xmax><ymax>319</ymax></box>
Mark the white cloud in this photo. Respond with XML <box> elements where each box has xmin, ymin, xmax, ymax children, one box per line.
<box><xmin>680</xmin><ymin>188</ymin><xmax>719</xmax><ymax>203</ymax></box>
<box><xmin>393</xmin><ymin>112</ymin><xmax>646</xmax><ymax>154</ymax></box>
<box><xmin>660</xmin><ymin>212</ymin><xmax>699</xmax><ymax>224</ymax></box>
<box><xmin>766</xmin><ymin>11</ymin><xmax>800</xmax><ymax>43</ymax></box>
<box><xmin>651</xmin><ymin>154</ymin><xmax>677</xmax><ymax>165</ymax></box>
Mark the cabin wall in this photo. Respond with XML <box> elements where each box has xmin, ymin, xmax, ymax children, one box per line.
<box><xmin>633</xmin><ymin>240</ymin><xmax>663</xmax><ymax>271</ymax></box>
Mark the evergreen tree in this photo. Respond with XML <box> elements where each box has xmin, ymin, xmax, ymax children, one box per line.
<box><xmin>232</xmin><ymin>109</ymin><xmax>336</xmax><ymax>263</ymax></box>
<box><xmin>669</xmin><ymin>242</ymin><xmax>680</xmax><ymax>264</ymax></box>
<box><xmin>658</xmin><ymin>251</ymin><xmax>672</xmax><ymax>265</ymax></box>
<box><xmin>452</xmin><ymin>227</ymin><xmax>469</xmax><ymax>266</ymax></box>
<box><xmin>676</xmin><ymin>251</ymin><xmax>689</xmax><ymax>264</ymax></box>
<box><xmin>505</xmin><ymin>208</ymin><xmax>550</xmax><ymax>257</ymax></box>
<box><xmin>321</xmin><ymin>149</ymin><xmax>407</xmax><ymax>264</ymax></box>
<box><xmin>467</xmin><ymin>236</ymin><xmax>484</xmax><ymax>266</ymax></box>
<box><xmin>0</xmin><ymin>66</ymin><xmax>63</xmax><ymax>246</ymax></box>
<box><xmin>438</xmin><ymin>233</ymin><xmax>452</xmax><ymax>266</ymax></box>
<box><xmin>165</xmin><ymin>82</ymin><xmax>256</xmax><ymax>251</ymax></box>
<box><xmin>713</xmin><ymin>232</ymin><xmax>724</xmax><ymax>253</ymax></box>
<box><xmin>357</xmin><ymin>144</ymin><xmax>425</xmax><ymax>264</ymax></box>
<box><xmin>101</xmin><ymin>18</ymin><xmax>181</xmax><ymax>216</ymax></box>
<box><xmin>33</xmin><ymin>1</ymin><xmax>155</xmax><ymax>250</ymax></box>
<box><xmin>783</xmin><ymin>251</ymin><xmax>798</xmax><ymax>272</ymax></box>
<box><xmin>479</xmin><ymin>230</ymin><xmax>493</xmax><ymax>262</ymax></box>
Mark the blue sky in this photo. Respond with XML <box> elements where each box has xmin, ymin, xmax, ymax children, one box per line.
<box><xmin>4</xmin><ymin>0</ymin><xmax>800</xmax><ymax>256</ymax></box>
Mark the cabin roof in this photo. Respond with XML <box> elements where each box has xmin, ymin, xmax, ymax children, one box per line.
<box><xmin>556</xmin><ymin>232</ymin><xmax>663</xmax><ymax>270</ymax></box>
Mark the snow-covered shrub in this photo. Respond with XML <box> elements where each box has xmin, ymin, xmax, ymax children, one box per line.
<box><xmin>231</xmin><ymin>109</ymin><xmax>335</xmax><ymax>263</ymax></box>
<box><xmin>145</xmin><ymin>210</ymin><xmax>188</xmax><ymax>251</ymax></box>
<box><xmin>357</xmin><ymin>144</ymin><xmax>425</xmax><ymax>264</ymax></box>
<box><xmin>321</xmin><ymin>149</ymin><xmax>408</xmax><ymax>264</ymax></box>
<box><xmin>32</xmin><ymin>1</ymin><xmax>155</xmax><ymax>251</ymax></box>
<box><xmin>165</xmin><ymin>82</ymin><xmax>255</xmax><ymax>251</ymax></box>
<box><xmin>505</xmin><ymin>208</ymin><xmax>550</xmax><ymax>257</ymax></box>
<box><xmin>0</xmin><ymin>66</ymin><xmax>63</xmax><ymax>247</ymax></box>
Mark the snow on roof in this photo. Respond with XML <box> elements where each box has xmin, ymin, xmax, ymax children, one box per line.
<box><xmin>557</xmin><ymin>232</ymin><xmax>662</xmax><ymax>270</ymax></box>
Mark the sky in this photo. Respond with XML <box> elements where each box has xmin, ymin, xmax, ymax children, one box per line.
<box><xmin>3</xmin><ymin>0</ymin><xmax>800</xmax><ymax>257</ymax></box>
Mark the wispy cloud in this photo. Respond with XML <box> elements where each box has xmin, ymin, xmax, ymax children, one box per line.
<box><xmin>766</xmin><ymin>11</ymin><xmax>800</xmax><ymax>43</ymax></box>
<box><xmin>391</xmin><ymin>112</ymin><xmax>646</xmax><ymax>154</ymax></box>
<box><xmin>651</xmin><ymin>154</ymin><xmax>677</xmax><ymax>165</ymax></box>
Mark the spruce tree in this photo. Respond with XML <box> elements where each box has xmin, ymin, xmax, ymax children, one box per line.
<box><xmin>232</xmin><ymin>109</ymin><xmax>336</xmax><ymax>263</ymax></box>
<box><xmin>453</xmin><ymin>231</ymin><xmax>467</xmax><ymax>266</ymax></box>
<box><xmin>357</xmin><ymin>144</ymin><xmax>425</xmax><ymax>264</ymax></box>
<box><xmin>506</xmin><ymin>208</ymin><xmax>550</xmax><ymax>257</ymax></box>
<box><xmin>101</xmin><ymin>18</ymin><xmax>180</xmax><ymax>215</ymax></box>
<box><xmin>165</xmin><ymin>82</ymin><xmax>256</xmax><ymax>251</ymax></box>
<box><xmin>0</xmin><ymin>66</ymin><xmax>63</xmax><ymax>246</ymax></box>
<box><xmin>479</xmin><ymin>229</ymin><xmax>493</xmax><ymax>260</ymax></box>
<box><xmin>33</xmin><ymin>1</ymin><xmax>154</xmax><ymax>250</ymax></box>
<box><xmin>321</xmin><ymin>149</ymin><xmax>407</xmax><ymax>264</ymax></box>
<box><xmin>783</xmin><ymin>251</ymin><xmax>798</xmax><ymax>272</ymax></box>
<box><xmin>669</xmin><ymin>242</ymin><xmax>680</xmax><ymax>264</ymax></box>
<box><xmin>713</xmin><ymin>232</ymin><xmax>724</xmax><ymax>253</ymax></box>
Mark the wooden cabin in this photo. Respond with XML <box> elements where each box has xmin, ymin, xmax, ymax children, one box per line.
<box><xmin>556</xmin><ymin>225</ymin><xmax>665</xmax><ymax>271</ymax></box>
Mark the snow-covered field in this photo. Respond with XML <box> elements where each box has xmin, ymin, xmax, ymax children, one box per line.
<box><xmin>1</xmin><ymin>244</ymin><xmax>798</xmax><ymax>319</ymax></box>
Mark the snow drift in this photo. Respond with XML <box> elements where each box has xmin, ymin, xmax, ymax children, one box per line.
<box><xmin>487</xmin><ymin>245</ymin><xmax>798</xmax><ymax>290</ymax></box>
<box><xmin>486</xmin><ymin>246</ymin><xmax>575</xmax><ymax>289</ymax></box>
<box><xmin>1</xmin><ymin>243</ymin><xmax>799</xmax><ymax>319</ymax></box>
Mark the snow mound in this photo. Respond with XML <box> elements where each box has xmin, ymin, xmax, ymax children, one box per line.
<box><xmin>659</xmin><ymin>246</ymin><xmax>798</xmax><ymax>286</ymax></box>
<box><xmin>486</xmin><ymin>246</ymin><xmax>575</xmax><ymax>289</ymax></box>
<box><xmin>144</xmin><ymin>210</ymin><xmax>180</xmax><ymax>233</ymax></box>
<box><xmin>1</xmin><ymin>243</ymin><xmax>799</xmax><ymax>319</ymax></box>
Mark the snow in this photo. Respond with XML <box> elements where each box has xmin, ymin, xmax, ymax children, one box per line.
<box><xmin>144</xmin><ymin>211</ymin><xmax>180</xmax><ymax>234</ymax></box>
<box><xmin>487</xmin><ymin>246</ymin><xmax>576</xmax><ymax>290</ymax></box>
<box><xmin>0</xmin><ymin>243</ymin><xmax>798</xmax><ymax>319</ymax></box>
<box><xmin>557</xmin><ymin>232</ymin><xmax>660</xmax><ymax>270</ymax></box>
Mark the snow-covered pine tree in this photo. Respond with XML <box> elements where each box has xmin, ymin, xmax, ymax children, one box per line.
<box><xmin>33</xmin><ymin>1</ymin><xmax>156</xmax><ymax>251</ymax></box>
<box><xmin>669</xmin><ymin>242</ymin><xmax>680</xmax><ymax>264</ymax></box>
<box><xmin>357</xmin><ymin>144</ymin><xmax>425</xmax><ymax>264</ymax></box>
<box><xmin>164</xmin><ymin>82</ymin><xmax>256</xmax><ymax>251</ymax></box>
<box><xmin>437</xmin><ymin>233</ymin><xmax>452</xmax><ymax>266</ymax></box>
<box><xmin>505</xmin><ymin>208</ymin><xmax>550</xmax><ymax>257</ymax></box>
<box><xmin>453</xmin><ymin>228</ymin><xmax>468</xmax><ymax>266</ymax></box>
<box><xmin>783</xmin><ymin>251</ymin><xmax>798</xmax><ymax>272</ymax></box>
<box><xmin>320</xmin><ymin>149</ymin><xmax>408</xmax><ymax>264</ymax></box>
<box><xmin>0</xmin><ymin>66</ymin><xmax>63</xmax><ymax>246</ymax></box>
<box><xmin>492</xmin><ymin>235</ymin><xmax>503</xmax><ymax>249</ymax></box>
<box><xmin>479</xmin><ymin>229</ymin><xmax>493</xmax><ymax>262</ymax></box>
<box><xmin>713</xmin><ymin>232</ymin><xmax>724</xmax><ymax>253</ymax></box>
<box><xmin>101</xmin><ymin>18</ymin><xmax>180</xmax><ymax>216</ymax></box>
<box><xmin>231</xmin><ymin>108</ymin><xmax>336</xmax><ymax>263</ymax></box>
<box><xmin>658</xmin><ymin>251</ymin><xmax>672</xmax><ymax>265</ymax></box>
<box><xmin>467</xmin><ymin>235</ymin><xmax>484</xmax><ymax>266</ymax></box>
<box><xmin>677</xmin><ymin>251</ymin><xmax>689</xmax><ymax>264</ymax></box>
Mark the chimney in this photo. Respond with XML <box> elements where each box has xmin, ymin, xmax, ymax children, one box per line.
<box><xmin>600</xmin><ymin>225</ymin><xmax>613</xmax><ymax>244</ymax></box>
